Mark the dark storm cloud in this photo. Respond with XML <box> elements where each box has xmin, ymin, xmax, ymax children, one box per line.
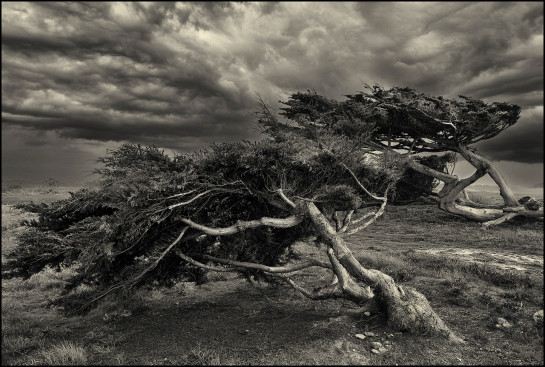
<box><xmin>1</xmin><ymin>1</ymin><xmax>543</xmax><ymax>172</ymax></box>
<box><xmin>352</xmin><ymin>2</ymin><xmax>543</xmax><ymax>101</ymax></box>
<box><xmin>2</xmin><ymin>1</ymin><xmax>260</xmax><ymax>147</ymax></box>
<box><xmin>476</xmin><ymin>108</ymin><xmax>544</xmax><ymax>164</ymax></box>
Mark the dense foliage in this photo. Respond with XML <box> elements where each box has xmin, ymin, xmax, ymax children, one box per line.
<box><xmin>6</xmin><ymin>85</ymin><xmax>520</xmax><ymax>315</ymax></box>
<box><xmin>5</xmin><ymin>136</ymin><xmax>405</xmax><ymax>314</ymax></box>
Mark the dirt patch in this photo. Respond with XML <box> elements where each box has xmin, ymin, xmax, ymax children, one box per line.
<box><xmin>111</xmin><ymin>278</ymin><xmax>375</xmax><ymax>365</ymax></box>
<box><xmin>415</xmin><ymin>248</ymin><xmax>543</xmax><ymax>272</ymax></box>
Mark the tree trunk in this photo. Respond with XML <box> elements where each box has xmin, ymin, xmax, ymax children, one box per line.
<box><xmin>302</xmin><ymin>201</ymin><xmax>464</xmax><ymax>343</ymax></box>
<box><xmin>407</xmin><ymin>149</ymin><xmax>542</xmax><ymax>227</ymax></box>
<box><xmin>457</xmin><ymin>146</ymin><xmax>519</xmax><ymax>207</ymax></box>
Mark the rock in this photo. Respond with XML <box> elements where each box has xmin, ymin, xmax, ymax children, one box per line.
<box><xmin>378</xmin><ymin>347</ymin><xmax>388</xmax><ymax>353</ymax></box>
<box><xmin>363</xmin><ymin>311</ymin><xmax>371</xmax><ymax>316</ymax></box>
<box><xmin>370</xmin><ymin>341</ymin><xmax>383</xmax><ymax>349</ymax></box>
<box><xmin>384</xmin><ymin>340</ymin><xmax>391</xmax><ymax>345</ymax></box>
<box><xmin>355</xmin><ymin>334</ymin><xmax>366</xmax><ymax>340</ymax></box>
<box><xmin>496</xmin><ymin>317</ymin><xmax>513</xmax><ymax>329</ymax></box>
<box><xmin>533</xmin><ymin>310</ymin><xmax>544</xmax><ymax>324</ymax></box>
<box><xmin>363</xmin><ymin>331</ymin><xmax>375</xmax><ymax>337</ymax></box>
<box><xmin>371</xmin><ymin>349</ymin><xmax>380</xmax><ymax>354</ymax></box>
<box><xmin>518</xmin><ymin>196</ymin><xmax>540</xmax><ymax>210</ymax></box>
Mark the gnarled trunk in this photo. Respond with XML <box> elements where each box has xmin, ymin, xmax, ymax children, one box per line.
<box><xmin>302</xmin><ymin>201</ymin><xmax>464</xmax><ymax>343</ymax></box>
<box><xmin>407</xmin><ymin>147</ymin><xmax>543</xmax><ymax>227</ymax></box>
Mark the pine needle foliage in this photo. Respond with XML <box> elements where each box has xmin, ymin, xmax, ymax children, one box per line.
<box><xmin>5</xmin><ymin>85</ymin><xmax>516</xmax><ymax>315</ymax></box>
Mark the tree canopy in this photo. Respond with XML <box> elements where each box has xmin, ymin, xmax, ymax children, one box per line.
<box><xmin>4</xmin><ymin>85</ymin><xmax>536</xmax><ymax>341</ymax></box>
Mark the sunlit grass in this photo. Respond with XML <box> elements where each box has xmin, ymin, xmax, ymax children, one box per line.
<box><xmin>29</xmin><ymin>341</ymin><xmax>88</xmax><ymax>366</ymax></box>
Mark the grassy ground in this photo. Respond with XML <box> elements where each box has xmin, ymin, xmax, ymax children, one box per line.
<box><xmin>2</xmin><ymin>185</ymin><xmax>543</xmax><ymax>365</ymax></box>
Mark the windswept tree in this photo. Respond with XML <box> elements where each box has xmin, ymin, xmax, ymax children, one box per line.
<box><xmin>275</xmin><ymin>86</ymin><xmax>543</xmax><ymax>227</ymax></box>
<box><xmin>5</xmin><ymin>114</ymin><xmax>464</xmax><ymax>342</ymax></box>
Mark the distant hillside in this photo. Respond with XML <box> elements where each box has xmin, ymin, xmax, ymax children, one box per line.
<box><xmin>531</xmin><ymin>182</ymin><xmax>543</xmax><ymax>189</ymax></box>
<box><xmin>466</xmin><ymin>184</ymin><xmax>499</xmax><ymax>192</ymax></box>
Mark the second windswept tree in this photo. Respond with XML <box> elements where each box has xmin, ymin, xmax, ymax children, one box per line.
<box><xmin>275</xmin><ymin>86</ymin><xmax>542</xmax><ymax>227</ymax></box>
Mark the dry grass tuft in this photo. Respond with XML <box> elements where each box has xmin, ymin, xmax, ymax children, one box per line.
<box><xmin>29</xmin><ymin>341</ymin><xmax>88</xmax><ymax>365</ymax></box>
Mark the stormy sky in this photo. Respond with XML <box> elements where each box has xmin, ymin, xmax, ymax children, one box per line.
<box><xmin>2</xmin><ymin>2</ymin><xmax>543</xmax><ymax>187</ymax></box>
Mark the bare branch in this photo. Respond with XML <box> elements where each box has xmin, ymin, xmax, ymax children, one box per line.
<box><xmin>439</xmin><ymin>121</ymin><xmax>457</xmax><ymax>130</ymax></box>
<box><xmin>164</xmin><ymin>189</ymin><xmax>199</xmax><ymax>200</ymax></box>
<box><xmin>275</xmin><ymin>274</ymin><xmax>346</xmax><ymax>300</ymax></box>
<box><xmin>482</xmin><ymin>213</ymin><xmax>520</xmax><ymax>229</ymax></box>
<box><xmin>343</xmin><ymin>186</ymin><xmax>390</xmax><ymax>237</ymax></box>
<box><xmin>332</xmin><ymin>211</ymin><xmax>341</xmax><ymax>231</ymax></box>
<box><xmin>168</xmin><ymin>190</ymin><xmax>215</xmax><ymax>210</ymax></box>
<box><xmin>350</xmin><ymin>210</ymin><xmax>375</xmax><ymax>224</ymax></box>
<box><xmin>180</xmin><ymin>214</ymin><xmax>303</xmax><ymax>236</ymax></box>
<box><xmin>341</xmin><ymin>163</ymin><xmax>386</xmax><ymax>201</ymax></box>
<box><xmin>176</xmin><ymin>252</ymin><xmax>237</xmax><ymax>272</ymax></box>
<box><xmin>407</xmin><ymin>158</ymin><xmax>457</xmax><ymax>183</ymax></box>
<box><xmin>337</xmin><ymin>210</ymin><xmax>354</xmax><ymax>233</ymax></box>
<box><xmin>326</xmin><ymin>248</ymin><xmax>374</xmax><ymax>301</ymax></box>
<box><xmin>203</xmin><ymin>255</ymin><xmax>332</xmax><ymax>273</ymax></box>
<box><xmin>277</xmin><ymin>188</ymin><xmax>296</xmax><ymax>208</ymax></box>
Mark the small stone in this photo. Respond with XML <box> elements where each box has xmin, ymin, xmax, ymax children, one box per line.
<box><xmin>496</xmin><ymin>317</ymin><xmax>513</xmax><ymax>328</ymax></box>
<box><xmin>363</xmin><ymin>331</ymin><xmax>375</xmax><ymax>337</ymax></box>
<box><xmin>384</xmin><ymin>340</ymin><xmax>391</xmax><ymax>345</ymax></box>
<box><xmin>370</xmin><ymin>341</ymin><xmax>383</xmax><ymax>349</ymax></box>
<box><xmin>364</xmin><ymin>311</ymin><xmax>371</xmax><ymax>316</ymax></box>
<box><xmin>371</xmin><ymin>349</ymin><xmax>380</xmax><ymax>354</ymax></box>
<box><xmin>533</xmin><ymin>310</ymin><xmax>544</xmax><ymax>324</ymax></box>
<box><xmin>378</xmin><ymin>347</ymin><xmax>388</xmax><ymax>353</ymax></box>
<box><xmin>355</xmin><ymin>334</ymin><xmax>366</xmax><ymax>340</ymax></box>
<box><xmin>518</xmin><ymin>196</ymin><xmax>540</xmax><ymax>210</ymax></box>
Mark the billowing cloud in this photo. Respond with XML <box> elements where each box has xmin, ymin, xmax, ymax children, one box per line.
<box><xmin>475</xmin><ymin>107</ymin><xmax>543</xmax><ymax>164</ymax></box>
<box><xmin>1</xmin><ymin>2</ymin><xmax>543</xmax><ymax>184</ymax></box>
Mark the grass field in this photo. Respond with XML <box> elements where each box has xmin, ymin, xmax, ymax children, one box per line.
<box><xmin>2</xmin><ymin>185</ymin><xmax>543</xmax><ymax>365</ymax></box>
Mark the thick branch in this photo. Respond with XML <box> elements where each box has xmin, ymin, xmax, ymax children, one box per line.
<box><xmin>337</xmin><ymin>210</ymin><xmax>354</xmax><ymax>233</ymax></box>
<box><xmin>326</xmin><ymin>248</ymin><xmax>374</xmax><ymax>301</ymax></box>
<box><xmin>350</xmin><ymin>210</ymin><xmax>375</xmax><ymax>224</ymax></box>
<box><xmin>482</xmin><ymin>213</ymin><xmax>520</xmax><ymax>229</ymax></box>
<box><xmin>458</xmin><ymin>145</ymin><xmax>519</xmax><ymax>206</ymax></box>
<box><xmin>442</xmin><ymin>167</ymin><xmax>487</xmax><ymax>203</ymax></box>
<box><xmin>407</xmin><ymin>158</ymin><xmax>457</xmax><ymax>184</ymax></box>
<box><xmin>332</xmin><ymin>211</ymin><xmax>341</xmax><ymax>231</ymax></box>
<box><xmin>180</xmin><ymin>214</ymin><xmax>303</xmax><ymax>236</ymax></box>
<box><xmin>440</xmin><ymin>203</ymin><xmax>504</xmax><ymax>222</ymax></box>
<box><xmin>455</xmin><ymin>197</ymin><xmax>504</xmax><ymax>209</ymax></box>
<box><xmin>202</xmin><ymin>255</ymin><xmax>332</xmax><ymax>273</ymax></box>
<box><xmin>302</xmin><ymin>201</ymin><xmax>387</xmax><ymax>286</ymax></box>
<box><xmin>276</xmin><ymin>274</ymin><xmax>346</xmax><ymax>300</ymax></box>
